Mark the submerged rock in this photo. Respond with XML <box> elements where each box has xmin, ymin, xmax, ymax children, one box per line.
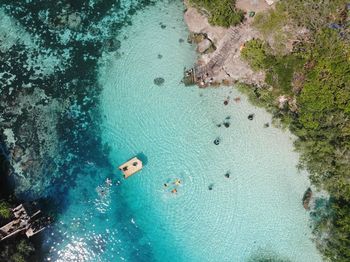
<box><xmin>104</xmin><ymin>38</ymin><xmax>121</xmax><ymax>52</ymax></box>
<box><xmin>154</xmin><ymin>77</ymin><xmax>165</xmax><ymax>86</ymax></box>
<box><xmin>67</xmin><ymin>12</ymin><xmax>82</xmax><ymax>31</ymax></box>
<box><xmin>248</xmin><ymin>114</ymin><xmax>255</xmax><ymax>120</ymax></box>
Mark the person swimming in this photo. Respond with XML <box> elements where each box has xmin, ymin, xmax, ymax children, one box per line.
<box><xmin>171</xmin><ymin>188</ymin><xmax>177</xmax><ymax>194</ymax></box>
<box><xmin>106</xmin><ymin>178</ymin><xmax>112</xmax><ymax>186</ymax></box>
<box><xmin>174</xmin><ymin>179</ymin><xmax>181</xmax><ymax>186</ymax></box>
<box><xmin>164</xmin><ymin>183</ymin><xmax>169</xmax><ymax>188</ymax></box>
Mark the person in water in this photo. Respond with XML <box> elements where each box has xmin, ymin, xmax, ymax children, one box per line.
<box><xmin>174</xmin><ymin>179</ymin><xmax>181</xmax><ymax>186</ymax></box>
<box><xmin>171</xmin><ymin>189</ymin><xmax>177</xmax><ymax>194</ymax></box>
<box><xmin>106</xmin><ymin>178</ymin><xmax>112</xmax><ymax>186</ymax></box>
<box><xmin>164</xmin><ymin>183</ymin><xmax>168</xmax><ymax>188</ymax></box>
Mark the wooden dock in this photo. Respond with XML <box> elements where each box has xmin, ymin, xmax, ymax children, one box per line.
<box><xmin>183</xmin><ymin>27</ymin><xmax>241</xmax><ymax>86</ymax></box>
<box><xmin>119</xmin><ymin>157</ymin><xmax>143</xmax><ymax>178</ymax></box>
<box><xmin>0</xmin><ymin>204</ymin><xmax>50</xmax><ymax>242</ymax></box>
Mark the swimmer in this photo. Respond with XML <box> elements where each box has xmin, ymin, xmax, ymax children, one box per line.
<box><xmin>171</xmin><ymin>189</ymin><xmax>177</xmax><ymax>194</ymax></box>
<box><xmin>164</xmin><ymin>183</ymin><xmax>169</xmax><ymax>188</ymax></box>
<box><xmin>174</xmin><ymin>179</ymin><xmax>181</xmax><ymax>186</ymax></box>
<box><xmin>106</xmin><ymin>178</ymin><xmax>112</xmax><ymax>186</ymax></box>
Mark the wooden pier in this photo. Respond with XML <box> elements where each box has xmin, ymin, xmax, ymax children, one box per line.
<box><xmin>0</xmin><ymin>204</ymin><xmax>50</xmax><ymax>242</ymax></box>
<box><xmin>119</xmin><ymin>157</ymin><xmax>143</xmax><ymax>178</ymax></box>
<box><xmin>183</xmin><ymin>27</ymin><xmax>241</xmax><ymax>86</ymax></box>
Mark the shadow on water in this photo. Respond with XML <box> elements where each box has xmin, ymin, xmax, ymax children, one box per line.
<box><xmin>136</xmin><ymin>152</ymin><xmax>148</xmax><ymax>166</ymax></box>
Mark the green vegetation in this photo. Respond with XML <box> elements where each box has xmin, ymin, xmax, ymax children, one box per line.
<box><xmin>241</xmin><ymin>39</ymin><xmax>270</xmax><ymax>70</ymax></box>
<box><xmin>0</xmin><ymin>239</ymin><xmax>35</xmax><ymax>262</ymax></box>
<box><xmin>189</xmin><ymin>0</ymin><xmax>244</xmax><ymax>27</ymax></box>
<box><xmin>0</xmin><ymin>199</ymin><xmax>11</xmax><ymax>219</ymax></box>
<box><xmin>241</xmin><ymin>1</ymin><xmax>350</xmax><ymax>261</ymax></box>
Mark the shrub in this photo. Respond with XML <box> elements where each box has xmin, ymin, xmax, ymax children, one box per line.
<box><xmin>241</xmin><ymin>39</ymin><xmax>269</xmax><ymax>70</ymax></box>
<box><xmin>0</xmin><ymin>200</ymin><xmax>11</xmax><ymax>219</ymax></box>
<box><xmin>189</xmin><ymin>0</ymin><xmax>244</xmax><ymax>27</ymax></box>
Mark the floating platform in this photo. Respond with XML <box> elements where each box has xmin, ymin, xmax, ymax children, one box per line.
<box><xmin>119</xmin><ymin>157</ymin><xmax>143</xmax><ymax>178</ymax></box>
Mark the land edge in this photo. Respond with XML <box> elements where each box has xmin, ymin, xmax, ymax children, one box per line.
<box><xmin>182</xmin><ymin>0</ymin><xmax>324</xmax><ymax>213</ymax></box>
<box><xmin>182</xmin><ymin>0</ymin><xmax>269</xmax><ymax>88</ymax></box>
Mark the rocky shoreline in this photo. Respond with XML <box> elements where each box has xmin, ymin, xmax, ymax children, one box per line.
<box><xmin>183</xmin><ymin>0</ymin><xmax>272</xmax><ymax>87</ymax></box>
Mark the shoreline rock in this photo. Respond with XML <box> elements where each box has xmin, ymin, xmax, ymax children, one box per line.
<box><xmin>302</xmin><ymin>187</ymin><xmax>313</xmax><ymax>210</ymax></box>
<box><xmin>183</xmin><ymin>0</ymin><xmax>271</xmax><ymax>87</ymax></box>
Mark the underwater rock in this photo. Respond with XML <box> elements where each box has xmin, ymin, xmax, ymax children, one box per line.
<box><xmin>214</xmin><ymin>137</ymin><xmax>220</xmax><ymax>145</ymax></box>
<box><xmin>157</xmin><ymin>54</ymin><xmax>163</xmax><ymax>59</ymax></box>
<box><xmin>179</xmin><ymin>38</ymin><xmax>184</xmax><ymax>43</ymax></box>
<box><xmin>53</xmin><ymin>10</ymin><xmax>82</xmax><ymax>31</ymax></box>
<box><xmin>248</xmin><ymin>114</ymin><xmax>254</xmax><ymax>120</ymax></box>
<box><xmin>224</xmin><ymin>122</ymin><xmax>230</xmax><ymax>128</ymax></box>
<box><xmin>67</xmin><ymin>12</ymin><xmax>82</xmax><ymax>31</ymax></box>
<box><xmin>264</xmin><ymin>122</ymin><xmax>269</xmax><ymax>128</ymax></box>
<box><xmin>154</xmin><ymin>77</ymin><xmax>165</xmax><ymax>86</ymax></box>
<box><xmin>104</xmin><ymin>38</ymin><xmax>121</xmax><ymax>52</ymax></box>
<box><xmin>11</xmin><ymin>145</ymin><xmax>24</xmax><ymax>162</ymax></box>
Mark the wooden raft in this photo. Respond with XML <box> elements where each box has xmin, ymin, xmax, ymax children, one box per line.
<box><xmin>118</xmin><ymin>157</ymin><xmax>143</xmax><ymax>178</ymax></box>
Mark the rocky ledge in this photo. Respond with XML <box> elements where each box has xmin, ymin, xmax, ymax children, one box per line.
<box><xmin>183</xmin><ymin>0</ymin><xmax>271</xmax><ymax>87</ymax></box>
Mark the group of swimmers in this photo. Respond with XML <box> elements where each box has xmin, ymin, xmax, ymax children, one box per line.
<box><xmin>164</xmin><ymin>178</ymin><xmax>181</xmax><ymax>194</ymax></box>
<box><xmin>97</xmin><ymin>178</ymin><xmax>121</xmax><ymax>197</ymax></box>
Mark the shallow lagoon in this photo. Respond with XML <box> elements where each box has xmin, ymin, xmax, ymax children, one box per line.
<box><xmin>98</xmin><ymin>1</ymin><xmax>321</xmax><ymax>261</ymax></box>
<box><xmin>43</xmin><ymin>1</ymin><xmax>322</xmax><ymax>261</ymax></box>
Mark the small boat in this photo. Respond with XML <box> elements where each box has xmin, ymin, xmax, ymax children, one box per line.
<box><xmin>118</xmin><ymin>157</ymin><xmax>143</xmax><ymax>178</ymax></box>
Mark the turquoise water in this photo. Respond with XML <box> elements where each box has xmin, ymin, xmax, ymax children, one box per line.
<box><xmin>43</xmin><ymin>1</ymin><xmax>322</xmax><ymax>261</ymax></box>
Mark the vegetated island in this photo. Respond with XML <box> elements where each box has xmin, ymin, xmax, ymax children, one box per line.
<box><xmin>183</xmin><ymin>0</ymin><xmax>350</xmax><ymax>261</ymax></box>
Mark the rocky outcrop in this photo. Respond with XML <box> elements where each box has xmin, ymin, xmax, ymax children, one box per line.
<box><xmin>302</xmin><ymin>187</ymin><xmax>313</xmax><ymax>210</ymax></box>
<box><xmin>188</xmin><ymin>32</ymin><xmax>216</xmax><ymax>54</ymax></box>
<box><xmin>183</xmin><ymin>1</ymin><xmax>266</xmax><ymax>87</ymax></box>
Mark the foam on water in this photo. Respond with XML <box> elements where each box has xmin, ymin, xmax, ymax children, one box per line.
<box><xmin>96</xmin><ymin>1</ymin><xmax>323</xmax><ymax>261</ymax></box>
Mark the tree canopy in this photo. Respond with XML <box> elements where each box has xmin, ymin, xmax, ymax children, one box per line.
<box><xmin>241</xmin><ymin>1</ymin><xmax>350</xmax><ymax>260</ymax></box>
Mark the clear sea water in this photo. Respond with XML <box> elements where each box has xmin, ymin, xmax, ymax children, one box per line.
<box><xmin>42</xmin><ymin>1</ymin><xmax>320</xmax><ymax>262</ymax></box>
<box><xmin>3</xmin><ymin>0</ymin><xmax>322</xmax><ymax>261</ymax></box>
